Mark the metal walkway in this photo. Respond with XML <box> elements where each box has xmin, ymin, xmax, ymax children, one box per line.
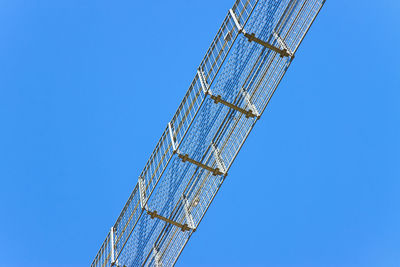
<box><xmin>91</xmin><ymin>0</ymin><xmax>325</xmax><ymax>266</ymax></box>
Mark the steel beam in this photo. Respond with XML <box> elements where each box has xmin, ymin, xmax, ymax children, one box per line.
<box><xmin>243</xmin><ymin>32</ymin><xmax>291</xmax><ymax>57</ymax></box>
<box><xmin>209</xmin><ymin>93</ymin><xmax>258</xmax><ymax>118</ymax></box>
<box><xmin>147</xmin><ymin>210</ymin><xmax>192</xmax><ymax>232</ymax></box>
<box><xmin>177</xmin><ymin>153</ymin><xmax>224</xmax><ymax>176</ymax></box>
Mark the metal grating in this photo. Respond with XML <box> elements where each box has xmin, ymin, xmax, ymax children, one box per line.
<box><xmin>91</xmin><ymin>0</ymin><xmax>325</xmax><ymax>266</ymax></box>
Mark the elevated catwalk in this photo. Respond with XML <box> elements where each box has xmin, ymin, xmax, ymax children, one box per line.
<box><xmin>92</xmin><ymin>0</ymin><xmax>325</xmax><ymax>266</ymax></box>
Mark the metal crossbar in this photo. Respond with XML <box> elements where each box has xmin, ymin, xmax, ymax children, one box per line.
<box><xmin>146</xmin><ymin>210</ymin><xmax>193</xmax><ymax>232</ymax></box>
<box><xmin>209</xmin><ymin>93</ymin><xmax>258</xmax><ymax>118</ymax></box>
<box><xmin>91</xmin><ymin>0</ymin><xmax>325</xmax><ymax>266</ymax></box>
<box><xmin>177</xmin><ymin>153</ymin><xmax>225</xmax><ymax>176</ymax></box>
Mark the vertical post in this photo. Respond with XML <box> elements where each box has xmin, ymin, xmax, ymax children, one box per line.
<box><xmin>197</xmin><ymin>69</ymin><xmax>209</xmax><ymax>94</ymax></box>
<box><xmin>229</xmin><ymin>9</ymin><xmax>243</xmax><ymax>33</ymax></box>
<box><xmin>138</xmin><ymin>176</ymin><xmax>148</xmax><ymax>210</ymax></box>
<box><xmin>168</xmin><ymin>122</ymin><xmax>177</xmax><ymax>152</ymax></box>
<box><xmin>110</xmin><ymin>227</ymin><xmax>115</xmax><ymax>265</ymax></box>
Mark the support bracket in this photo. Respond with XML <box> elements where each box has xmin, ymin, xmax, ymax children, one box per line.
<box><xmin>211</xmin><ymin>143</ymin><xmax>227</xmax><ymax>175</ymax></box>
<box><xmin>178</xmin><ymin>153</ymin><xmax>224</xmax><ymax>176</ymax></box>
<box><xmin>209</xmin><ymin>93</ymin><xmax>258</xmax><ymax>118</ymax></box>
<box><xmin>147</xmin><ymin>210</ymin><xmax>193</xmax><ymax>232</ymax></box>
<box><xmin>240</xmin><ymin>89</ymin><xmax>260</xmax><ymax>118</ymax></box>
<box><xmin>273</xmin><ymin>31</ymin><xmax>294</xmax><ymax>57</ymax></box>
<box><xmin>243</xmin><ymin>32</ymin><xmax>291</xmax><ymax>57</ymax></box>
<box><xmin>182</xmin><ymin>195</ymin><xmax>195</xmax><ymax>230</ymax></box>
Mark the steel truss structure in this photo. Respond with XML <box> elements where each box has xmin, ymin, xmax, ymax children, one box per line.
<box><xmin>91</xmin><ymin>0</ymin><xmax>325</xmax><ymax>266</ymax></box>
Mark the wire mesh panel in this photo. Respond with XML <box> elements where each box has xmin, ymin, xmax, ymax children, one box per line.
<box><xmin>91</xmin><ymin>231</ymin><xmax>113</xmax><ymax>267</ymax></box>
<box><xmin>92</xmin><ymin>0</ymin><xmax>325</xmax><ymax>266</ymax></box>
<box><xmin>113</xmin><ymin>184</ymin><xmax>142</xmax><ymax>261</ymax></box>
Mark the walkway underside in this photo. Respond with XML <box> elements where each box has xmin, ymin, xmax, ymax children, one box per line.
<box><xmin>91</xmin><ymin>0</ymin><xmax>325</xmax><ymax>266</ymax></box>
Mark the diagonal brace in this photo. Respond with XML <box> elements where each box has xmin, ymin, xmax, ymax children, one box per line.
<box><xmin>138</xmin><ymin>176</ymin><xmax>148</xmax><ymax>210</ymax></box>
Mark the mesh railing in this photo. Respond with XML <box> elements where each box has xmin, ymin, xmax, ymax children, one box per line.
<box><xmin>91</xmin><ymin>0</ymin><xmax>325</xmax><ymax>266</ymax></box>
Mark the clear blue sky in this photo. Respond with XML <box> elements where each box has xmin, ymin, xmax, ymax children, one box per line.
<box><xmin>0</xmin><ymin>1</ymin><xmax>399</xmax><ymax>266</ymax></box>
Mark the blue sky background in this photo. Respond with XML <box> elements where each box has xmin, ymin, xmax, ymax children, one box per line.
<box><xmin>0</xmin><ymin>0</ymin><xmax>399</xmax><ymax>266</ymax></box>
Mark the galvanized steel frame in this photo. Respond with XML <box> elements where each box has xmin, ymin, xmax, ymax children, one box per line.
<box><xmin>91</xmin><ymin>0</ymin><xmax>325</xmax><ymax>266</ymax></box>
